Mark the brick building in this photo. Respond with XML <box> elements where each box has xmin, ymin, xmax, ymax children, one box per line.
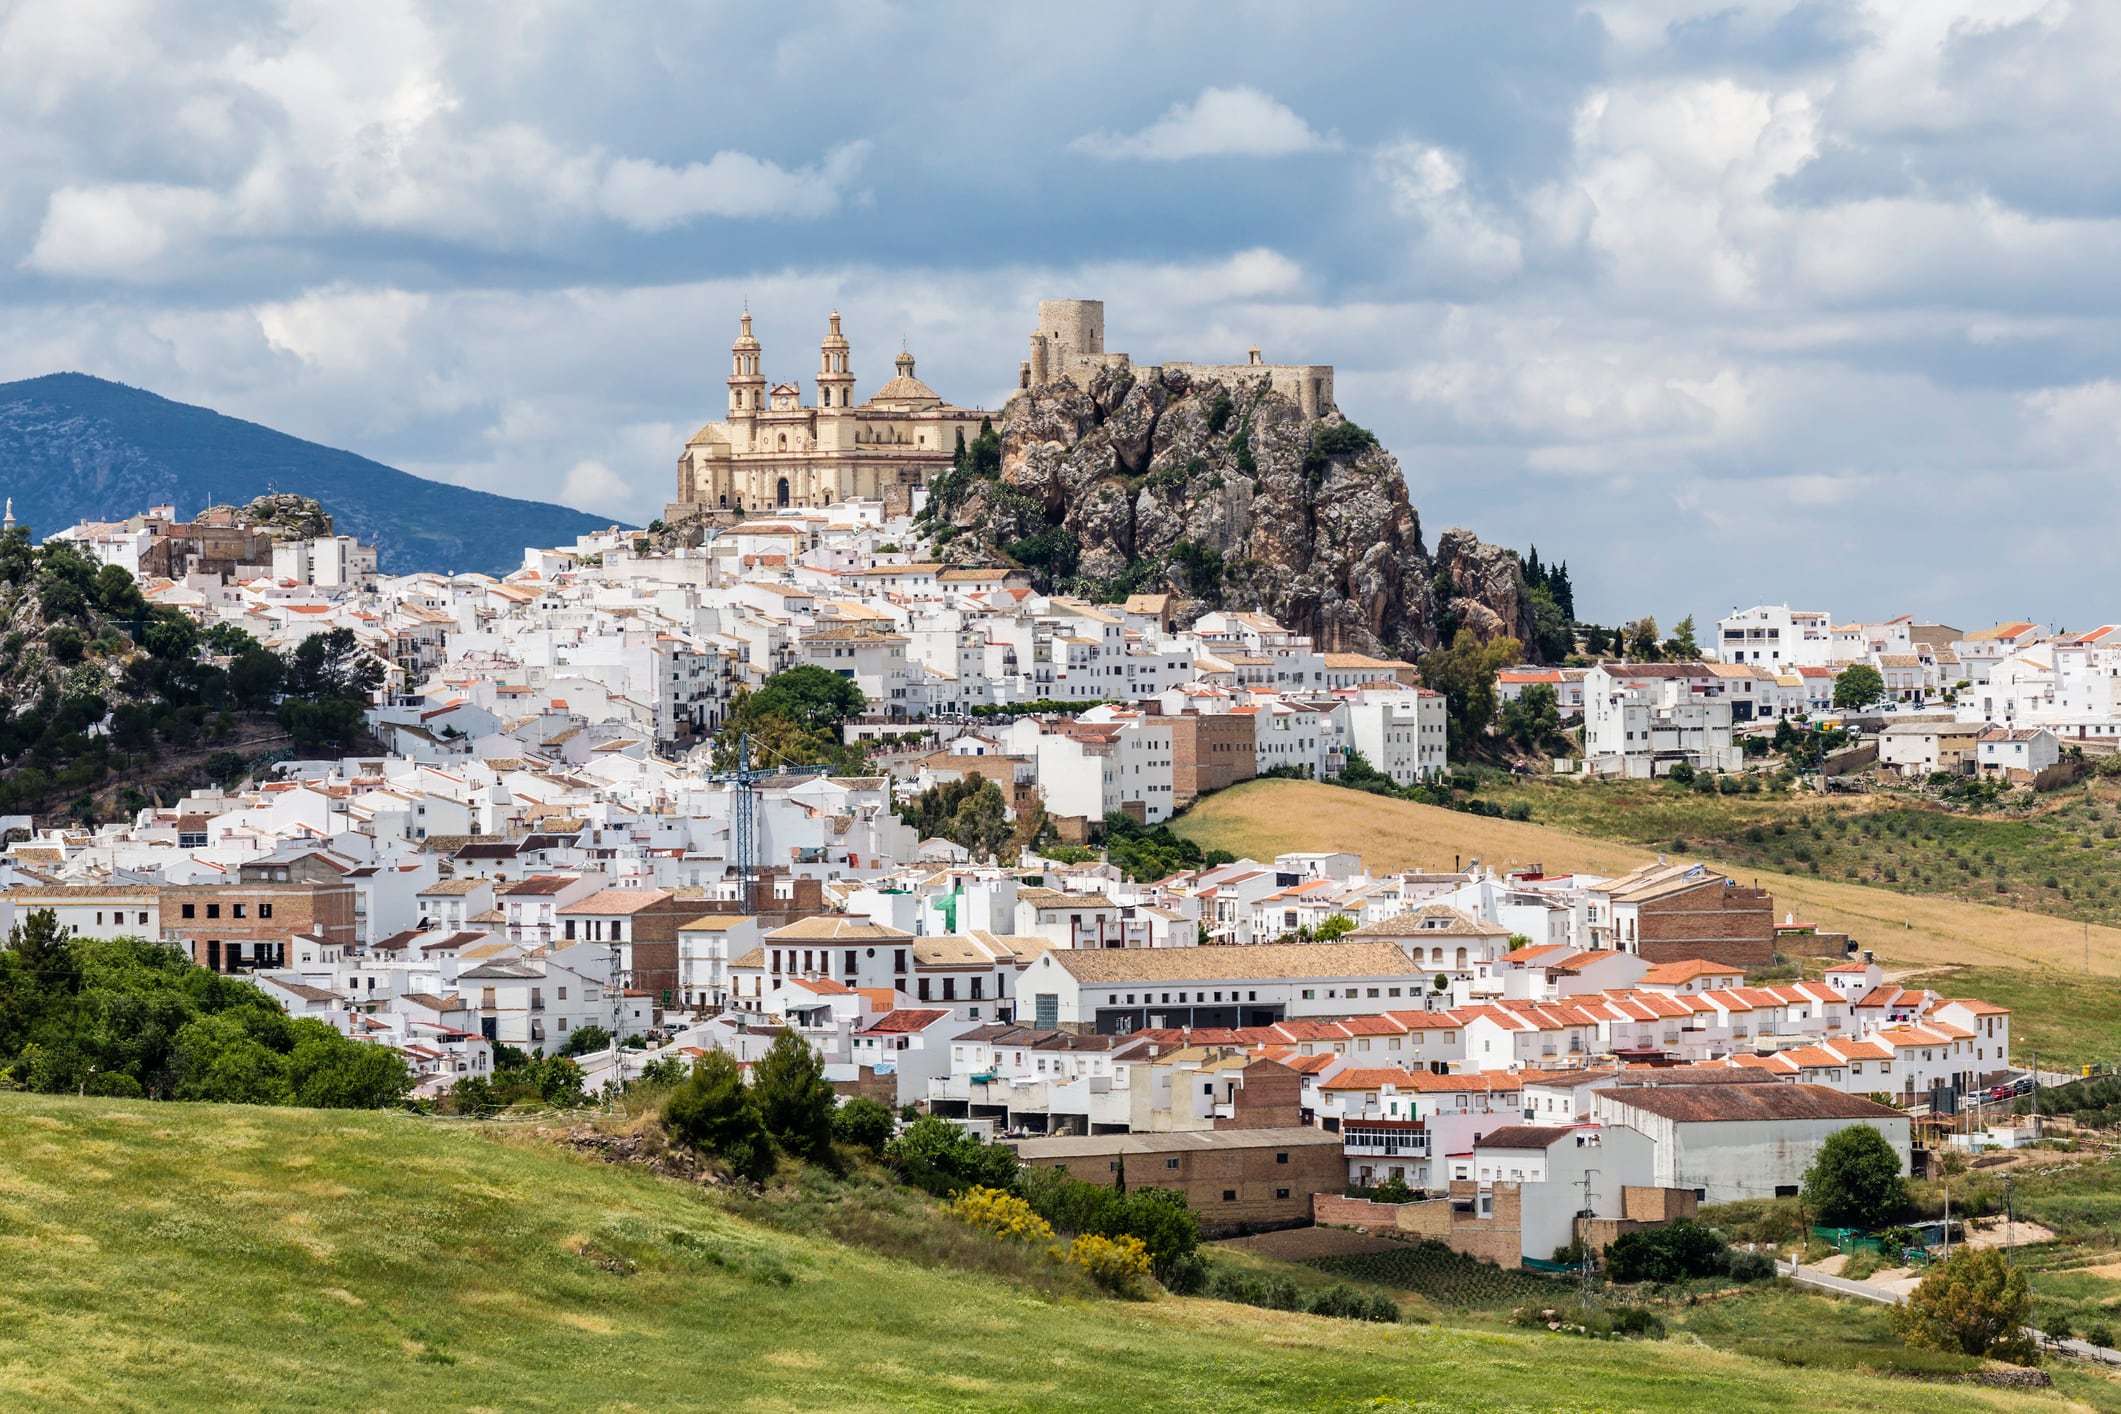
<box><xmin>163</xmin><ymin>881</ymin><xmax>358</xmax><ymax>973</ymax></box>
<box><xmin>1158</xmin><ymin>708</ymin><xmax>1256</xmax><ymax>806</ymax></box>
<box><xmin>1589</xmin><ymin>862</ymin><xmax>1774</xmax><ymax>970</ymax></box>
<box><xmin>1008</xmin><ymin>1126</ymin><xmax>1343</xmax><ymax>1232</ymax></box>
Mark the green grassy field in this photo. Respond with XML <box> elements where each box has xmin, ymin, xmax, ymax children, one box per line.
<box><xmin>1901</xmin><ymin>967</ymin><xmax>2121</xmax><ymax>1071</ymax></box>
<box><xmin>0</xmin><ymin>1094</ymin><xmax>2084</xmax><ymax>1413</ymax></box>
<box><xmin>1480</xmin><ymin>775</ymin><xmax>2121</xmax><ymax>929</ymax></box>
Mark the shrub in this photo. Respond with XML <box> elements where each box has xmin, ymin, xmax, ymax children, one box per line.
<box><xmin>1065</xmin><ymin>1233</ymin><xmax>1151</xmax><ymax>1298</ymax></box>
<box><xmin>1893</xmin><ymin>1247</ymin><xmax>2036</xmax><ymax>1365</ymax></box>
<box><xmin>1305</xmin><ymin>1284</ymin><xmax>1400</xmax><ymax>1323</ymax></box>
<box><xmin>831</xmin><ymin>1096</ymin><xmax>896</xmax><ymax>1155</ymax></box>
<box><xmin>945</xmin><ymin>1186</ymin><xmax>1054</xmax><ymax>1244</ymax></box>
<box><xmin>1159</xmin><ymin>1249</ymin><xmax>1210</xmax><ymax>1296</ymax></box>
<box><xmin>1210</xmin><ymin>1267</ymin><xmax>1301</xmax><ymax>1310</ymax></box>
<box><xmin>1605</xmin><ymin>1220</ymin><xmax>1729</xmax><ymax>1285</ymax></box>
<box><xmin>1726</xmin><ymin>1248</ymin><xmax>1777</xmax><ymax>1283</ymax></box>
<box><xmin>662</xmin><ymin>1051</ymin><xmax>775</xmax><ymax>1183</ymax></box>
<box><xmin>886</xmin><ymin>1115</ymin><xmax>1018</xmax><ymax>1195</ymax></box>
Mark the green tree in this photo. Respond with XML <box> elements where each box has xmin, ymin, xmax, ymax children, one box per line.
<box><xmin>283</xmin><ymin>627</ymin><xmax>384</xmax><ymax>701</ymax></box>
<box><xmin>1834</xmin><ymin>663</ymin><xmax>1885</xmax><ymax>709</ymax></box>
<box><xmin>278</xmin><ymin>697</ymin><xmax>367</xmax><ymax>752</ymax></box>
<box><xmin>1525</xmin><ymin>583</ymin><xmax>1573</xmax><ymax>662</ymax></box>
<box><xmin>751</xmin><ymin>1027</ymin><xmax>838</xmax><ymax>1163</ymax></box>
<box><xmin>1800</xmin><ymin>1124</ymin><xmax>1908</xmax><ymax>1228</ymax></box>
<box><xmin>1664</xmin><ymin>615</ymin><xmax>1701</xmax><ymax>661</ymax></box>
<box><xmin>1892</xmin><ymin>1247</ymin><xmax>2037</xmax><ymax>1364</ymax></box>
<box><xmin>172</xmin><ymin>1013</ymin><xmax>293</xmax><ymax>1104</ymax></box>
<box><xmin>747</xmin><ymin>665</ymin><xmax>867</xmax><ymax>732</ymax></box>
<box><xmin>663</xmin><ymin>1050</ymin><xmax>775</xmax><ymax>1182</ymax></box>
<box><xmin>91</xmin><ymin>563</ymin><xmax>149</xmax><ymax>619</ymax></box>
<box><xmin>286</xmin><ymin>1023</ymin><xmax>413</xmax><ymax>1108</ymax></box>
<box><xmin>1419</xmin><ymin>630</ymin><xmax>1523</xmax><ymax>752</ymax></box>
<box><xmin>1313</xmin><ymin>913</ymin><xmax>1357</xmax><ymax>941</ymax></box>
<box><xmin>1623</xmin><ymin>617</ymin><xmax>1661</xmax><ymax>662</ymax></box>
<box><xmin>831</xmin><ymin>1095</ymin><xmax>896</xmax><ymax>1154</ymax></box>
<box><xmin>560</xmin><ymin>1023</ymin><xmax>612</xmax><ymax>1057</ymax></box>
<box><xmin>1498</xmin><ymin>682</ymin><xmax>1561</xmax><ymax>749</ymax></box>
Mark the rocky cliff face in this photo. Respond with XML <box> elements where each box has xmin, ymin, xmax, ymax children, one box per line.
<box><xmin>926</xmin><ymin>365</ymin><xmax>1530</xmax><ymax>660</ymax></box>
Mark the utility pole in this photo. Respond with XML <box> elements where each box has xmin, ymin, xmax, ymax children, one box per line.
<box><xmin>2004</xmin><ymin>1173</ymin><xmax>2015</xmax><ymax>1266</ymax></box>
<box><xmin>2030</xmin><ymin>1049</ymin><xmax>2041</xmax><ymax>1142</ymax></box>
<box><xmin>1577</xmin><ymin>1169</ymin><xmax>1599</xmax><ymax>1312</ymax></box>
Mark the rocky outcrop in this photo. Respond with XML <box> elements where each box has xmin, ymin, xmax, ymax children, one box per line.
<box><xmin>927</xmin><ymin>365</ymin><xmax>1531</xmax><ymax>660</ymax></box>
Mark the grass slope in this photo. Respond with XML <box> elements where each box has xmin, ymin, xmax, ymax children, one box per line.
<box><xmin>0</xmin><ymin>1094</ymin><xmax>2060</xmax><ymax>1413</ymax></box>
<box><xmin>0</xmin><ymin>372</ymin><xmax>616</xmax><ymax>575</ymax></box>
<box><xmin>1172</xmin><ymin>779</ymin><xmax>2121</xmax><ymax>976</ymax></box>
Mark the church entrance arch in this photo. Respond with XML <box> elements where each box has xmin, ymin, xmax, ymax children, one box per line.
<box><xmin>776</xmin><ymin>477</ymin><xmax>790</xmax><ymax>507</ymax></box>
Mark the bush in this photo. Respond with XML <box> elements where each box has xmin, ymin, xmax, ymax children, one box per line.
<box><xmin>1605</xmin><ymin>1220</ymin><xmax>1730</xmax><ymax>1285</ymax></box>
<box><xmin>1065</xmin><ymin>1233</ymin><xmax>1152</xmax><ymax>1298</ymax></box>
<box><xmin>1726</xmin><ymin>1248</ymin><xmax>1777</xmax><ymax>1283</ymax></box>
<box><xmin>559</xmin><ymin>1024</ymin><xmax>611</xmax><ymax>1057</ymax></box>
<box><xmin>831</xmin><ymin>1096</ymin><xmax>896</xmax><ymax>1155</ymax></box>
<box><xmin>945</xmin><ymin>1186</ymin><xmax>1054</xmax><ymax>1244</ymax></box>
<box><xmin>1305</xmin><ymin>1284</ymin><xmax>1400</xmax><ymax>1323</ymax></box>
<box><xmin>1159</xmin><ymin>1249</ymin><xmax>1210</xmax><ymax>1296</ymax></box>
<box><xmin>886</xmin><ymin>1115</ymin><xmax>1018</xmax><ymax>1195</ymax></box>
<box><xmin>662</xmin><ymin>1051</ymin><xmax>775</xmax><ymax>1183</ymax></box>
<box><xmin>1893</xmin><ymin>1247</ymin><xmax>2037</xmax><ymax>1365</ymax></box>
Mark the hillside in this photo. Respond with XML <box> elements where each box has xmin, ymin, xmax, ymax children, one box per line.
<box><xmin>1172</xmin><ymin>779</ymin><xmax>2121</xmax><ymax>977</ymax></box>
<box><xmin>0</xmin><ymin>373</ymin><xmax>617</xmax><ymax>575</ymax></box>
<box><xmin>923</xmin><ymin>366</ymin><xmax>1532</xmax><ymax>660</ymax></box>
<box><xmin>0</xmin><ymin>1094</ymin><xmax>2047</xmax><ymax>1412</ymax></box>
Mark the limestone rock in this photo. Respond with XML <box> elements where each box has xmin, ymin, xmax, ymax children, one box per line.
<box><xmin>932</xmin><ymin>368</ymin><xmax>1534</xmax><ymax>661</ymax></box>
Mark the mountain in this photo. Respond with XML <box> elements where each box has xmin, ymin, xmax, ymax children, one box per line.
<box><xmin>0</xmin><ymin>373</ymin><xmax>622</xmax><ymax>575</ymax></box>
<box><xmin>923</xmin><ymin>364</ymin><xmax>1531</xmax><ymax>661</ymax></box>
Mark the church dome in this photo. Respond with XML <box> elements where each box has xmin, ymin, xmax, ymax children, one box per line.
<box><xmin>867</xmin><ymin>350</ymin><xmax>941</xmax><ymax>409</ymax></box>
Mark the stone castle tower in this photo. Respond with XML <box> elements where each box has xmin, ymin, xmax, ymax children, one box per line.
<box><xmin>1022</xmin><ymin>298</ymin><xmax>1335</xmax><ymax>421</ymax></box>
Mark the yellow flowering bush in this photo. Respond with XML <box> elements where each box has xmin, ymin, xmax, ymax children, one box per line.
<box><xmin>1065</xmin><ymin>1232</ymin><xmax>1151</xmax><ymax>1298</ymax></box>
<box><xmin>945</xmin><ymin>1185</ymin><xmax>1054</xmax><ymax>1244</ymax></box>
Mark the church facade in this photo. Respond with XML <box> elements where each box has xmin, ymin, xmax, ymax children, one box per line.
<box><xmin>672</xmin><ymin>312</ymin><xmax>990</xmax><ymax>518</ymax></box>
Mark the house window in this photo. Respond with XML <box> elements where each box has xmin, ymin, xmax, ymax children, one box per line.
<box><xmin>1275</xmin><ymin>1188</ymin><xmax>1290</xmax><ymax>1200</ymax></box>
<box><xmin>232</xmin><ymin>904</ymin><xmax>247</xmax><ymax>919</ymax></box>
<box><xmin>1165</xmin><ymin>1158</ymin><xmax>1179</xmax><ymax>1170</ymax></box>
<box><xmin>206</xmin><ymin>904</ymin><xmax>220</xmax><ymax>920</ymax></box>
<box><xmin>1222</xmin><ymin>1190</ymin><xmax>1237</xmax><ymax>1202</ymax></box>
<box><xmin>1276</xmin><ymin>1152</ymin><xmax>1289</xmax><ymax>1164</ymax></box>
<box><xmin>182</xmin><ymin>903</ymin><xmax>196</xmax><ymax>919</ymax></box>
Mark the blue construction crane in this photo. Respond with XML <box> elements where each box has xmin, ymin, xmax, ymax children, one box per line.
<box><xmin>702</xmin><ymin>732</ymin><xmax>832</xmax><ymax>913</ymax></box>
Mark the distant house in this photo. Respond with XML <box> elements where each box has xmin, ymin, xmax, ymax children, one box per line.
<box><xmin>1976</xmin><ymin>727</ymin><xmax>2060</xmax><ymax>782</ymax></box>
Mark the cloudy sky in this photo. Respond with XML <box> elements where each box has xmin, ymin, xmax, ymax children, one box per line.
<box><xmin>2</xmin><ymin>0</ymin><xmax>2115</xmax><ymax>631</ymax></box>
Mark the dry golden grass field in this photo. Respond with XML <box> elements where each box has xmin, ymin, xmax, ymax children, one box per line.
<box><xmin>1173</xmin><ymin>779</ymin><xmax>2121</xmax><ymax>977</ymax></box>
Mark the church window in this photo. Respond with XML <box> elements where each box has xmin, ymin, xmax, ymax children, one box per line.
<box><xmin>778</xmin><ymin>434</ymin><xmax>787</xmax><ymax>451</ymax></box>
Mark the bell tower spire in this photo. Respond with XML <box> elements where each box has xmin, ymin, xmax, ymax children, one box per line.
<box><xmin>727</xmin><ymin>311</ymin><xmax>764</xmax><ymax>422</ymax></box>
<box><xmin>817</xmin><ymin>310</ymin><xmax>854</xmax><ymax>412</ymax></box>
